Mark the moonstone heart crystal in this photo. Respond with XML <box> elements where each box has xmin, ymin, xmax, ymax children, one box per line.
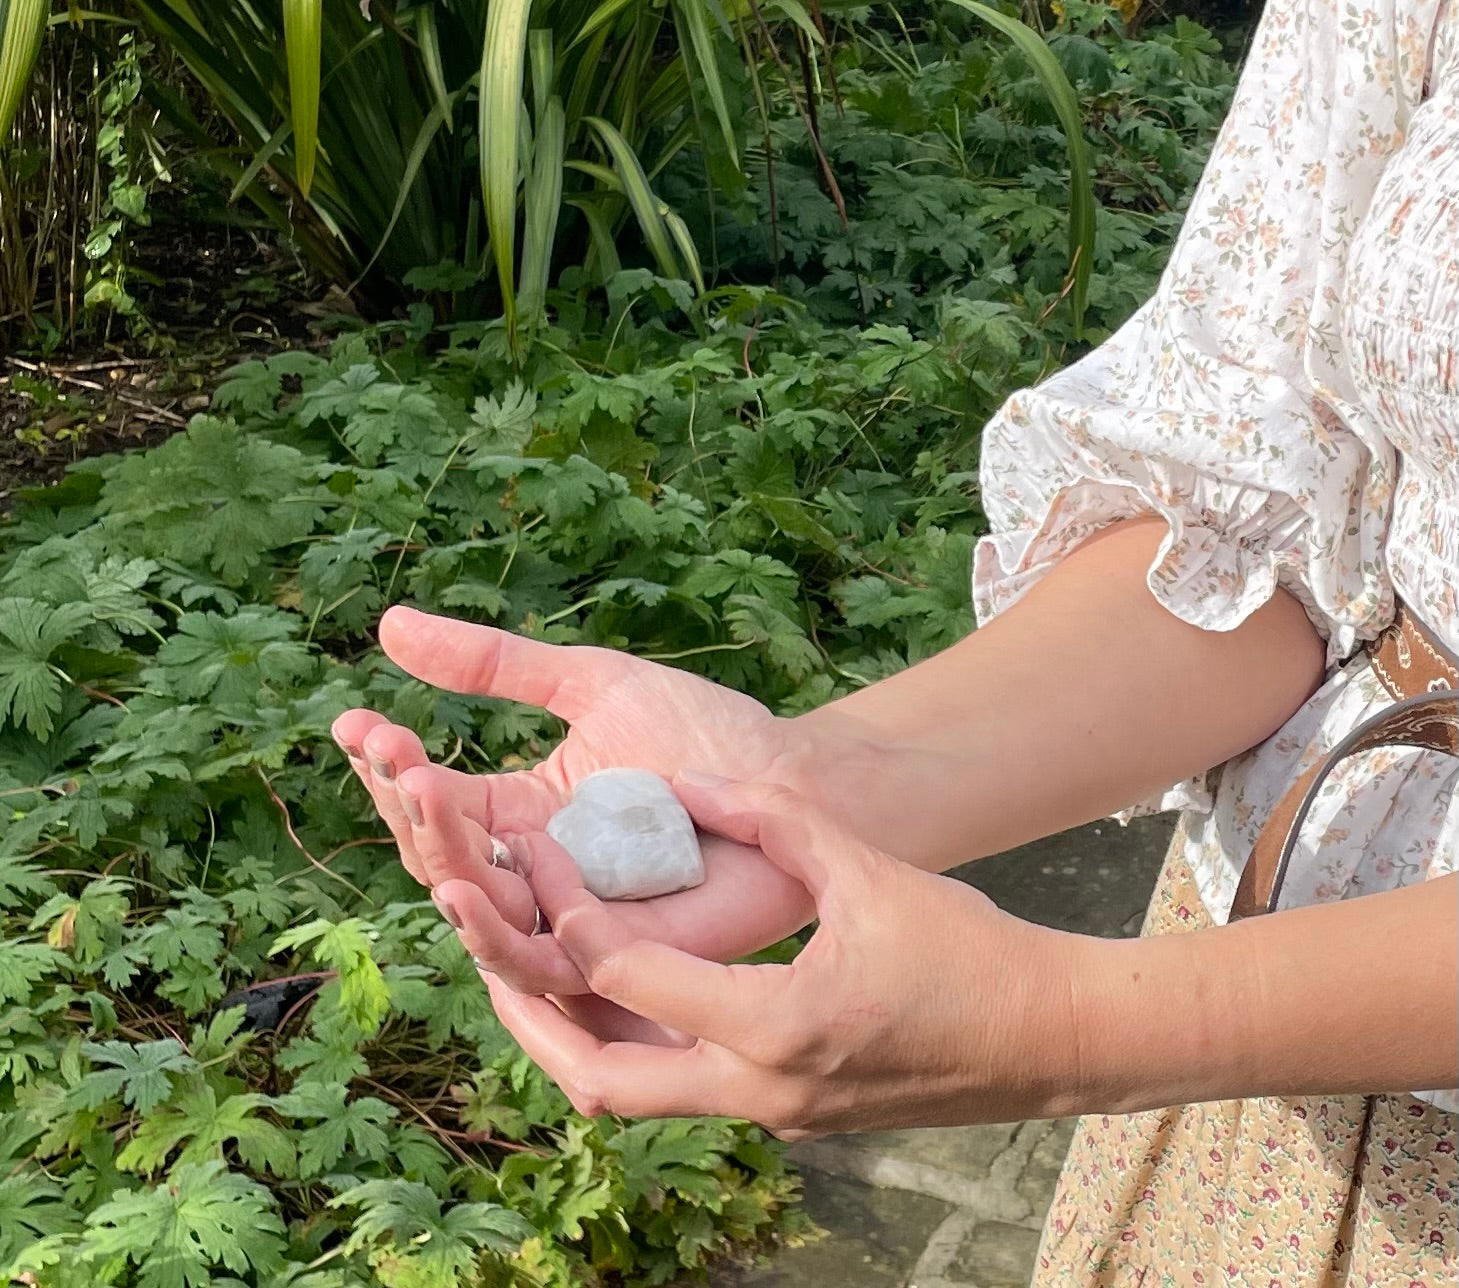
<box><xmin>546</xmin><ymin>769</ymin><xmax>706</xmax><ymax>901</ymax></box>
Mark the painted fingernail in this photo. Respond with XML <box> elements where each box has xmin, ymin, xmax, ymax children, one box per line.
<box><xmin>431</xmin><ymin>889</ymin><xmax>462</xmax><ymax>929</ymax></box>
<box><xmin>370</xmin><ymin>756</ymin><xmax>395</xmax><ymax>781</ymax></box>
<box><xmin>400</xmin><ymin>791</ymin><xmax>424</xmax><ymax>827</ymax></box>
<box><xmin>678</xmin><ymin>770</ymin><xmax>729</xmax><ymax>787</ymax></box>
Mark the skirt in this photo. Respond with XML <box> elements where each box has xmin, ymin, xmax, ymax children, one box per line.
<box><xmin>1033</xmin><ymin>827</ymin><xmax>1458</xmax><ymax>1286</ymax></box>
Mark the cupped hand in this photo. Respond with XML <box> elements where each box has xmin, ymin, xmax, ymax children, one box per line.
<box><xmin>466</xmin><ymin>776</ymin><xmax>1091</xmax><ymax>1138</ymax></box>
<box><xmin>331</xmin><ymin>606</ymin><xmax>819</xmax><ymax>992</ymax></box>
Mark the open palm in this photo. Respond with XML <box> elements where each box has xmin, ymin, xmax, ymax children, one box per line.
<box><xmin>332</xmin><ymin>606</ymin><xmax>818</xmax><ymax>990</ymax></box>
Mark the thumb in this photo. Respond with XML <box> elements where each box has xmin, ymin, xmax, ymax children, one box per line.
<box><xmin>670</xmin><ymin>775</ymin><xmax>881</xmax><ymax>903</ymax></box>
<box><xmin>378</xmin><ymin>605</ymin><xmax>634</xmax><ymax>720</ymax></box>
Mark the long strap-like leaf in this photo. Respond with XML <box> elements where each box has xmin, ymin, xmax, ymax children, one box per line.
<box><xmin>283</xmin><ymin>0</ymin><xmax>322</xmax><ymax>199</ymax></box>
<box><xmin>945</xmin><ymin>0</ymin><xmax>1096</xmax><ymax>338</ymax></box>
<box><xmin>0</xmin><ymin>0</ymin><xmax>49</xmax><ymax>146</ymax></box>
<box><xmin>585</xmin><ymin>114</ymin><xmax>689</xmax><ymax>285</ymax></box>
<box><xmin>480</xmin><ymin>0</ymin><xmax>533</xmax><ymax>337</ymax></box>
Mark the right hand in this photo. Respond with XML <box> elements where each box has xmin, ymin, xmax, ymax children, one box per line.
<box><xmin>332</xmin><ymin>606</ymin><xmax>828</xmax><ymax>995</ymax></box>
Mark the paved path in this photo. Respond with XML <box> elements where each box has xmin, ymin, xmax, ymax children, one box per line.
<box><xmin>704</xmin><ymin>814</ymin><xmax>1176</xmax><ymax>1288</ymax></box>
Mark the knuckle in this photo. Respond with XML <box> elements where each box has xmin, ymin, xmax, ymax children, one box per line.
<box><xmin>585</xmin><ymin>951</ymin><xmax>628</xmax><ymax>997</ymax></box>
<box><xmin>745</xmin><ymin>1023</ymin><xmax>804</xmax><ymax>1069</ymax></box>
<box><xmin>547</xmin><ymin>899</ymin><xmax>594</xmax><ymax>943</ymax></box>
<box><xmin>568</xmin><ymin>1073</ymin><xmax>613</xmax><ymax>1120</ymax></box>
<box><xmin>751</xmin><ymin>783</ymin><xmax>800</xmax><ymax>814</ymax></box>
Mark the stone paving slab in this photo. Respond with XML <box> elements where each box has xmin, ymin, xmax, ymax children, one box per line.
<box><xmin>698</xmin><ymin>814</ymin><xmax>1175</xmax><ymax>1288</ymax></box>
<box><xmin>709</xmin><ymin>1171</ymin><xmax>956</xmax><ymax>1288</ymax></box>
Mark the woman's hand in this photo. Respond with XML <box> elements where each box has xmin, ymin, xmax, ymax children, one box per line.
<box><xmin>332</xmin><ymin>606</ymin><xmax>822</xmax><ymax>991</ymax></box>
<box><xmin>456</xmin><ymin>775</ymin><xmax>1093</xmax><ymax>1138</ymax></box>
<box><xmin>454</xmin><ymin>779</ymin><xmax>1459</xmax><ymax>1126</ymax></box>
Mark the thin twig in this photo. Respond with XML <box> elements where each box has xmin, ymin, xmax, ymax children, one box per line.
<box><xmin>362</xmin><ymin>1077</ymin><xmax>548</xmax><ymax>1159</ymax></box>
<box><xmin>4</xmin><ymin>356</ymin><xmax>190</xmax><ymax>427</ymax></box>
<box><xmin>745</xmin><ymin>0</ymin><xmax>867</xmax><ymax>323</ymax></box>
<box><xmin>78</xmin><ymin>682</ymin><xmax>126</xmax><ymax>709</ymax></box>
<box><xmin>234</xmin><ymin>970</ymin><xmax>337</xmax><ymax>994</ymax></box>
<box><xmin>0</xmin><ymin>782</ymin><xmax>73</xmax><ymax>800</ymax></box>
<box><xmin>256</xmin><ymin>767</ymin><xmax>372</xmax><ymax>904</ymax></box>
<box><xmin>276</xmin><ymin>985</ymin><xmax>327</xmax><ymax>1037</ymax></box>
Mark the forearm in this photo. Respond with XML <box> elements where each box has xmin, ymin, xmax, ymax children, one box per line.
<box><xmin>789</xmin><ymin>517</ymin><xmax>1326</xmax><ymax>871</ymax></box>
<box><xmin>1064</xmin><ymin>873</ymin><xmax>1459</xmax><ymax>1113</ymax></box>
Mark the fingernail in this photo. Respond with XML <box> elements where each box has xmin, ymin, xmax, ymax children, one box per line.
<box><xmin>370</xmin><ymin>756</ymin><xmax>395</xmax><ymax>781</ymax></box>
<box><xmin>678</xmin><ymin>770</ymin><xmax>729</xmax><ymax>787</ymax></box>
<box><xmin>431</xmin><ymin>889</ymin><xmax>462</xmax><ymax>930</ymax></box>
<box><xmin>337</xmin><ymin>740</ymin><xmax>362</xmax><ymax>760</ymax></box>
<box><xmin>400</xmin><ymin>791</ymin><xmax>423</xmax><ymax>827</ymax></box>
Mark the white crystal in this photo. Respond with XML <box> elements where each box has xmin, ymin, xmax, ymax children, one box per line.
<box><xmin>546</xmin><ymin>769</ymin><xmax>707</xmax><ymax>901</ymax></box>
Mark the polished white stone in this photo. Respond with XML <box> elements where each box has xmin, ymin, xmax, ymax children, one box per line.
<box><xmin>546</xmin><ymin>769</ymin><xmax>706</xmax><ymax>901</ymax></box>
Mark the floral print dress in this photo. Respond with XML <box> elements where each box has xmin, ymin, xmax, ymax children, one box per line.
<box><xmin>971</xmin><ymin>0</ymin><xmax>1458</xmax><ymax>1280</ymax></box>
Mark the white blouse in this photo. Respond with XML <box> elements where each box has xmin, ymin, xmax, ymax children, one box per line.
<box><xmin>972</xmin><ymin>0</ymin><xmax>1457</xmax><ymax>1107</ymax></box>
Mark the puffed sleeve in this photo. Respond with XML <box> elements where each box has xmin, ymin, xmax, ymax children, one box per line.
<box><xmin>972</xmin><ymin>0</ymin><xmax>1444</xmax><ymax>813</ymax></box>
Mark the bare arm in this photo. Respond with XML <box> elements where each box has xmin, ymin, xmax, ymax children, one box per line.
<box><xmin>476</xmin><ymin>786</ymin><xmax>1457</xmax><ymax>1130</ymax></box>
<box><xmin>788</xmin><ymin>516</ymin><xmax>1326</xmax><ymax>871</ymax></box>
<box><xmin>340</xmin><ymin>515</ymin><xmax>1330</xmax><ymax>996</ymax></box>
<box><xmin>1068</xmin><ymin>871</ymin><xmax>1459</xmax><ymax>1112</ymax></box>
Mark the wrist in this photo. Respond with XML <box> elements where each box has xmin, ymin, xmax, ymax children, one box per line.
<box><xmin>775</xmin><ymin>707</ymin><xmax>901</xmax><ymax>820</ymax></box>
<box><xmin>1059</xmin><ymin>929</ymin><xmax>1252</xmax><ymax>1116</ymax></box>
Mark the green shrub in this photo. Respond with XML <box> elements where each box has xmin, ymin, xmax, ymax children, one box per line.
<box><xmin>683</xmin><ymin>0</ymin><xmax>1236</xmax><ymax>349</ymax></box>
<box><xmin>129</xmin><ymin>0</ymin><xmax>759</xmax><ymax>314</ymax></box>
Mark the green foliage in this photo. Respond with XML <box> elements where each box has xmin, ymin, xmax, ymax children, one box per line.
<box><xmin>680</xmin><ymin>0</ymin><xmax>1236</xmax><ymax>345</ymax></box>
<box><xmin>0</xmin><ymin>0</ymin><xmax>48</xmax><ymax>145</ymax></box>
<box><xmin>0</xmin><ymin>9</ymin><xmax>174</xmax><ymax>349</ymax></box>
<box><xmin>127</xmin><ymin>0</ymin><xmax>760</xmax><ymax>311</ymax></box>
<box><xmin>0</xmin><ymin>6</ymin><xmax>1233</xmax><ymax>1283</ymax></box>
<box><xmin>0</xmin><ymin>269</ymin><xmax>998</xmax><ymax>1281</ymax></box>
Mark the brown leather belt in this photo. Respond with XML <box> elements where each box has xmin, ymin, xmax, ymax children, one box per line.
<box><xmin>1229</xmin><ymin>600</ymin><xmax>1459</xmax><ymax>921</ymax></box>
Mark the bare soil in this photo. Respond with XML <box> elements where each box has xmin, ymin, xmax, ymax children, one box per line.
<box><xmin>1</xmin><ymin>218</ymin><xmax>352</xmax><ymax>509</ymax></box>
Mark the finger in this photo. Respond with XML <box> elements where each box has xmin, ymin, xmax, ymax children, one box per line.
<box><xmin>486</xmin><ymin>976</ymin><xmax>747</xmax><ymax>1120</ymax></box>
<box><xmin>329</xmin><ymin>711</ymin><xmax>428</xmax><ymax>883</ymax></box>
<box><xmin>354</xmin><ymin>720</ymin><xmax>435</xmax><ymax>883</ymax></box>
<box><xmin>398</xmin><ymin>763</ymin><xmax>522</xmax><ymax>891</ymax></box>
<box><xmin>397</xmin><ymin>759</ymin><xmax>563</xmax><ymax>838</ymax></box>
<box><xmin>519</xmin><ymin>833</ymin><xmax>794</xmax><ymax>1050</ymax></box>
<box><xmin>602</xmin><ymin>833</ymin><xmax>816</xmax><ymax>963</ymax></box>
<box><xmin>516</xmin><ymin>832</ymin><xmax>615</xmax><ymax>948</ymax></box>
<box><xmin>548</xmin><ymin>993</ymin><xmax>695</xmax><ymax>1048</ymax></box>
<box><xmin>671</xmin><ymin>777</ymin><xmax>878</xmax><ymax>901</ymax></box>
<box><xmin>331</xmin><ymin>709</ymin><xmax>388</xmax><ymax>761</ymax></box>
<box><xmin>434</xmin><ymin>860</ymin><xmax>538</xmax><ymax>937</ymax></box>
<box><xmin>437</xmin><ymin>878</ymin><xmax>587</xmax><ymax>995</ymax></box>
<box><xmin>378</xmin><ymin>605</ymin><xmax>637</xmax><ymax>721</ymax></box>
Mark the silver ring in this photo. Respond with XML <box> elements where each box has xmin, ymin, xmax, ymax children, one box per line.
<box><xmin>532</xmin><ymin>906</ymin><xmax>545</xmax><ymax>936</ymax></box>
<box><xmin>489</xmin><ymin>836</ymin><xmax>512</xmax><ymax>870</ymax></box>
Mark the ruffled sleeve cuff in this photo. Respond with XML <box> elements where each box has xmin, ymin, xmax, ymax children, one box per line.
<box><xmin>971</xmin><ymin>342</ymin><xmax>1395</xmax><ymax>817</ymax></box>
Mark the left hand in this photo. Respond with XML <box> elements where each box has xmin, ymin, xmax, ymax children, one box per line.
<box><xmin>443</xmin><ymin>775</ymin><xmax>1095</xmax><ymax>1139</ymax></box>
